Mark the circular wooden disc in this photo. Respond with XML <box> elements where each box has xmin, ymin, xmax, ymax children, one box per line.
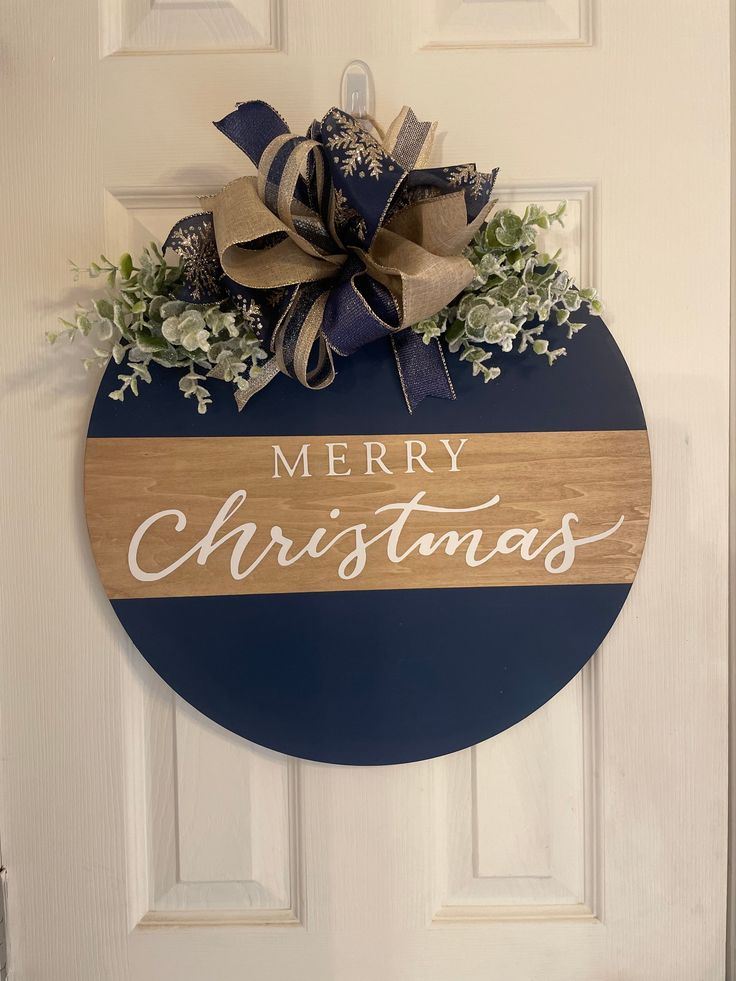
<box><xmin>85</xmin><ymin>313</ymin><xmax>650</xmax><ymax>764</ymax></box>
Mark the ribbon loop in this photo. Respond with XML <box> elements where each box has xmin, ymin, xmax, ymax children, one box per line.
<box><xmin>165</xmin><ymin>102</ymin><xmax>499</xmax><ymax>412</ymax></box>
<box><xmin>214</xmin><ymin>100</ymin><xmax>290</xmax><ymax>168</ymax></box>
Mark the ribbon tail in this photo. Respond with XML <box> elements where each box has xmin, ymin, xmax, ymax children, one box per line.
<box><xmin>233</xmin><ymin>358</ymin><xmax>281</xmax><ymax>411</ymax></box>
<box><xmin>391</xmin><ymin>331</ymin><xmax>455</xmax><ymax>414</ymax></box>
<box><xmin>383</xmin><ymin>107</ymin><xmax>437</xmax><ymax>170</ymax></box>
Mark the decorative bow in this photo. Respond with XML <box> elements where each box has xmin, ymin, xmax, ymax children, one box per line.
<box><xmin>164</xmin><ymin>101</ymin><xmax>498</xmax><ymax>411</ymax></box>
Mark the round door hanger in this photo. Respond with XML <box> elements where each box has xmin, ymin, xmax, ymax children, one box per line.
<box><xmin>85</xmin><ymin>312</ymin><xmax>650</xmax><ymax>765</ymax></box>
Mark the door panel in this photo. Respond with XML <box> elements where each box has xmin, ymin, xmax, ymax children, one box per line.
<box><xmin>111</xmin><ymin>183</ymin><xmax>596</xmax><ymax>932</ymax></box>
<box><xmin>431</xmin><ymin>663</ymin><xmax>599</xmax><ymax>921</ymax></box>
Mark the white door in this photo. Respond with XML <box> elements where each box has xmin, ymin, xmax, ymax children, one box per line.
<box><xmin>0</xmin><ymin>1</ymin><xmax>729</xmax><ymax>978</ymax></box>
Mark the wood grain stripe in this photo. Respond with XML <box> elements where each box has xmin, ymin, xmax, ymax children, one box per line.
<box><xmin>84</xmin><ymin>430</ymin><xmax>650</xmax><ymax>599</ymax></box>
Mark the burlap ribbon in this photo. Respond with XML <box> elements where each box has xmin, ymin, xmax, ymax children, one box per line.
<box><xmin>164</xmin><ymin>101</ymin><xmax>498</xmax><ymax>411</ymax></box>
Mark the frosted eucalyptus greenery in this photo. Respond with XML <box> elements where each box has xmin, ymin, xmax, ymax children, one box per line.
<box><xmin>48</xmin><ymin>245</ymin><xmax>267</xmax><ymax>413</ymax></box>
<box><xmin>50</xmin><ymin>203</ymin><xmax>601</xmax><ymax>412</ymax></box>
<box><xmin>412</xmin><ymin>202</ymin><xmax>602</xmax><ymax>382</ymax></box>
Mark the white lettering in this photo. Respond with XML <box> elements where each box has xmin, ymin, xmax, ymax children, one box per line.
<box><xmin>326</xmin><ymin>442</ymin><xmax>351</xmax><ymax>477</ymax></box>
<box><xmin>364</xmin><ymin>441</ymin><xmax>392</xmax><ymax>475</ymax></box>
<box><xmin>272</xmin><ymin>444</ymin><xmax>310</xmax><ymax>478</ymax></box>
<box><xmin>406</xmin><ymin>440</ymin><xmax>433</xmax><ymax>474</ymax></box>
<box><xmin>128</xmin><ymin>490</ymin><xmax>625</xmax><ymax>586</ymax></box>
<box><xmin>439</xmin><ymin>438</ymin><xmax>468</xmax><ymax>472</ymax></box>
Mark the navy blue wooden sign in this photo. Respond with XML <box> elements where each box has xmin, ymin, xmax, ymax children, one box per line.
<box><xmin>85</xmin><ymin>313</ymin><xmax>650</xmax><ymax>764</ymax></box>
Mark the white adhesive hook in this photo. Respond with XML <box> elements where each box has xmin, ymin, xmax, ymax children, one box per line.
<box><xmin>340</xmin><ymin>60</ymin><xmax>375</xmax><ymax>132</ymax></box>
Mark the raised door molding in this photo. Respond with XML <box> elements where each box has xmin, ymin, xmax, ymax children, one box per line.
<box><xmin>429</xmin><ymin>660</ymin><xmax>603</xmax><ymax>922</ymax></box>
<box><xmin>105</xmin><ymin>178</ymin><xmax>598</xmax><ymax>928</ymax></box>
<box><xmin>122</xmin><ymin>651</ymin><xmax>303</xmax><ymax>928</ymax></box>
<box><xmin>415</xmin><ymin>0</ymin><xmax>592</xmax><ymax>49</ymax></box>
<box><xmin>100</xmin><ymin>0</ymin><xmax>283</xmax><ymax>56</ymax></box>
<box><xmin>424</xmin><ymin>180</ymin><xmax>601</xmax><ymax>923</ymax></box>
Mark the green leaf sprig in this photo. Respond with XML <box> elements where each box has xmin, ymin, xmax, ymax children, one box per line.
<box><xmin>48</xmin><ymin>245</ymin><xmax>267</xmax><ymax>413</ymax></box>
<box><xmin>412</xmin><ymin>202</ymin><xmax>602</xmax><ymax>383</ymax></box>
<box><xmin>50</xmin><ymin>204</ymin><xmax>602</xmax><ymax>411</ymax></box>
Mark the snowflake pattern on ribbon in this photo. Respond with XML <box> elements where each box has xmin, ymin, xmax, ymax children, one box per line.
<box><xmin>325</xmin><ymin>111</ymin><xmax>394</xmax><ymax>181</ymax></box>
<box><xmin>333</xmin><ymin>187</ymin><xmax>367</xmax><ymax>242</ymax></box>
<box><xmin>444</xmin><ymin>164</ymin><xmax>493</xmax><ymax>200</ymax></box>
<box><xmin>166</xmin><ymin>215</ymin><xmax>222</xmax><ymax>302</ymax></box>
